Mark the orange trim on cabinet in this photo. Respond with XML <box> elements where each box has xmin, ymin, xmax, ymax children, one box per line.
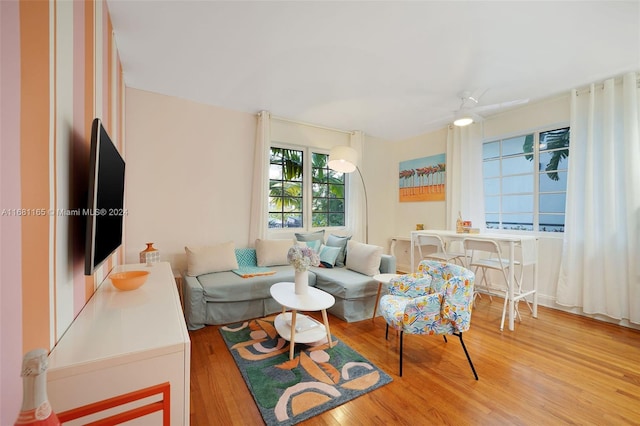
<box><xmin>57</xmin><ymin>382</ymin><xmax>171</xmax><ymax>426</ymax></box>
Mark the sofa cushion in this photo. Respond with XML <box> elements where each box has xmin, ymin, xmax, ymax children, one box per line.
<box><xmin>312</xmin><ymin>267</ymin><xmax>379</xmax><ymax>299</ymax></box>
<box><xmin>318</xmin><ymin>244</ymin><xmax>341</xmax><ymax>267</ymax></box>
<box><xmin>184</xmin><ymin>241</ymin><xmax>239</xmax><ymax>277</ymax></box>
<box><xmin>299</xmin><ymin>238</ymin><xmax>322</xmax><ymax>253</ymax></box>
<box><xmin>196</xmin><ymin>266</ymin><xmax>317</xmax><ymax>302</ymax></box>
<box><xmin>235</xmin><ymin>248</ymin><xmax>258</xmax><ymax>267</ymax></box>
<box><xmin>255</xmin><ymin>239</ymin><xmax>292</xmax><ymax>267</ymax></box>
<box><xmin>345</xmin><ymin>240</ymin><xmax>382</xmax><ymax>276</ymax></box>
<box><xmin>326</xmin><ymin>234</ymin><xmax>351</xmax><ymax>267</ymax></box>
<box><xmin>295</xmin><ymin>230</ymin><xmax>324</xmax><ymax>253</ymax></box>
<box><xmin>295</xmin><ymin>230</ymin><xmax>325</xmax><ymax>243</ymax></box>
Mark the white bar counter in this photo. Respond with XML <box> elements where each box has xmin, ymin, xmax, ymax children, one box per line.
<box><xmin>410</xmin><ymin>230</ymin><xmax>538</xmax><ymax>331</ymax></box>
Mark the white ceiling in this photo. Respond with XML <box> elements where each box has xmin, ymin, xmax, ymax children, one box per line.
<box><xmin>106</xmin><ymin>1</ymin><xmax>640</xmax><ymax>140</ymax></box>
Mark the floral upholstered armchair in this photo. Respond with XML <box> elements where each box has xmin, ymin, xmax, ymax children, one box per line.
<box><xmin>379</xmin><ymin>260</ymin><xmax>478</xmax><ymax>379</ymax></box>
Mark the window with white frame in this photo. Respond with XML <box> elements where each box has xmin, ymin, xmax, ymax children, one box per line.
<box><xmin>268</xmin><ymin>146</ymin><xmax>345</xmax><ymax>229</ymax></box>
<box><xmin>483</xmin><ymin>127</ymin><xmax>570</xmax><ymax>232</ymax></box>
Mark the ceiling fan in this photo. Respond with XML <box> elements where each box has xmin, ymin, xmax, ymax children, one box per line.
<box><xmin>452</xmin><ymin>89</ymin><xmax>529</xmax><ymax>127</ymax></box>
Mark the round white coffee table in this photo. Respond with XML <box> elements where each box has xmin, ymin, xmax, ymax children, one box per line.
<box><xmin>372</xmin><ymin>273</ymin><xmax>401</xmax><ymax>320</ymax></box>
<box><xmin>270</xmin><ymin>282</ymin><xmax>336</xmax><ymax>360</ymax></box>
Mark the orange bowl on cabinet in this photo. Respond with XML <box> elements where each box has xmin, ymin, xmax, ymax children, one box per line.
<box><xmin>109</xmin><ymin>270</ymin><xmax>150</xmax><ymax>291</ymax></box>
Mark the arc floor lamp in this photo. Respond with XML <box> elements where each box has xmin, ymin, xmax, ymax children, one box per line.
<box><xmin>328</xmin><ymin>146</ymin><xmax>369</xmax><ymax>244</ymax></box>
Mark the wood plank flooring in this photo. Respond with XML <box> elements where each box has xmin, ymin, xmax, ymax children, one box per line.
<box><xmin>188</xmin><ymin>297</ymin><xmax>640</xmax><ymax>425</ymax></box>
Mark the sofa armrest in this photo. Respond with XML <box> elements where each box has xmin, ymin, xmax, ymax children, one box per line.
<box><xmin>379</xmin><ymin>254</ymin><xmax>396</xmax><ymax>274</ymax></box>
<box><xmin>182</xmin><ymin>272</ymin><xmax>207</xmax><ymax>330</ymax></box>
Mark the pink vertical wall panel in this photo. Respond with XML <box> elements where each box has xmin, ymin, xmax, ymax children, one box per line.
<box><xmin>0</xmin><ymin>0</ymin><xmax>124</xmax><ymax>421</ymax></box>
<box><xmin>0</xmin><ymin>2</ymin><xmax>24</xmax><ymax>423</ymax></box>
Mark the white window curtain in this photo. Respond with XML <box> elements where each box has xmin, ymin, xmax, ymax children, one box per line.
<box><xmin>446</xmin><ymin>123</ymin><xmax>486</xmax><ymax>231</ymax></box>
<box><xmin>345</xmin><ymin>130</ymin><xmax>366</xmax><ymax>243</ymax></box>
<box><xmin>248</xmin><ymin>110</ymin><xmax>270</xmax><ymax>246</ymax></box>
<box><xmin>557</xmin><ymin>72</ymin><xmax>640</xmax><ymax>324</ymax></box>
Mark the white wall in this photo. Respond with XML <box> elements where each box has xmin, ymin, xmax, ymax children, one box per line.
<box><xmin>483</xmin><ymin>94</ymin><xmax>570</xmax><ymax>139</ymax></box>
<box><xmin>362</xmin><ymin>133</ymin><xmax>395</xmax><ymax>251</ymax></box>
<box><xmin>124</xmin><ymin>87</ymin><xmax>569</xmax><ymax>308</ymax></box>
<box><xmin>365</xmin><ymin>94</ymin><xmax>570</xmax><ymax>309</ymax></box>
<box><xmin>124</xmin><ymin>91</ymin><xmax>362</xmax><ymax>274</ymax></box>
<box><xmin>123</xmin><ymin>87</ymin><xmax>633</xmax><ymax>325</ymax></box>
<box><xmin>124</xmin><ymin>88</ymin><xmax>257</xmax><ymax>274</ymax></box>
<box><xmin>391</xmin><ymin>128</ymin><xmax>449</xmax><ymax>235</ymax></box>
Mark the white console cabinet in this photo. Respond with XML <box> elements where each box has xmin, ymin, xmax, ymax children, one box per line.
<box><xmin>47</xmin><ymin>262</ymin><xmax>190</xmax><ymax>425</ymax></box>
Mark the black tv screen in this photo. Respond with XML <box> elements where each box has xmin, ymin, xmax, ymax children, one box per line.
<box><xmin>84</xmin><ymin>118</ymin><xmax>125</xmax><ymax>275</ymax></box>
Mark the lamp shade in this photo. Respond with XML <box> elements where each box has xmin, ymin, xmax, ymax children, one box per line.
<box><xmin>328</xmin><ymin>146</ymin><xmax>358</xmax><ymax>173</ymax></box>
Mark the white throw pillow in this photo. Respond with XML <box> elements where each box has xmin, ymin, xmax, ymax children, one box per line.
<box><xmin>185</xmin><ymin>241</ymin><xmax>239</xmax><ymax>276</ymax></box>
<box><xmin>255</xmin><ymin>239</ymin><xmax>293</xmax><ymax>267</ymax></box>
<box><xmin>345</xmin><ymin>240</ymin><xmax>383</xmax><ymax>276</ymax></box>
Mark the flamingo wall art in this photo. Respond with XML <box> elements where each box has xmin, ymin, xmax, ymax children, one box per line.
<box><xmin>399</xmin><ymin>153</ymin><xmax>446</xmax><ymax>202</ymax></box>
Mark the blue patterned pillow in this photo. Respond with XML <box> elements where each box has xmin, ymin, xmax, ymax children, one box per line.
<box><xmin>235</xmin><ymin>248</ymin><xmax>257</xmax><ymax>267</ymax></box>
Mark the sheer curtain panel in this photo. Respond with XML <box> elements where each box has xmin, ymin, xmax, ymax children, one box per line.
<box><xmin>248</xmin><ymin>111</ymin><xmax>271</xmax><ymax>245</ymax></box>
<box><xmin>557</xmin><ymin>72</ymin><xmax>640</xmax><ymax>324</ymax></box>
<box><xmin>446</xmin><ymin>124</ymin><xmax>486</xmax><ymax>231</ymax></box>
<box><xmin>345</xmin><ymin>131</ymin><xmax>366</xmax><ymax>243</ymax></box>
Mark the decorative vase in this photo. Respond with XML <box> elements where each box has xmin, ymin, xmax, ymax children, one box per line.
<box><xmin>294</xmin><ymin>269</ymin><xmax>309</xmax><ymax>295</ymax></box>
<box><xmin>139</xmin><ymin>243</ymin><xmax>160</xmax><ymax>266</ymax></box>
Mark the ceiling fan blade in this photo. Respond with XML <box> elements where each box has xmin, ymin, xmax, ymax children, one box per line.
<box><xmin>468</xmin><ymin>88</ymin><xmax>489</xmax><ymax>104</ymax></box>
<box><xmin>473</xmin><ymin>98</ymin><xmax>530</xmax><ymax>113</ymax></box>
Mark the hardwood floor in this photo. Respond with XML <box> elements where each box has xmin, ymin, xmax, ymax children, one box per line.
<box><xmin>188</xmin><ymin>298</ymin><xmax>640</xmax><ymax>425</ymax></box>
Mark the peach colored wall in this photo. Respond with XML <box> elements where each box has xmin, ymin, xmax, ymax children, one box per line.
<box><xmin>124</xmin><ymin>91</ymin><xmax>370</xmax><ymax>273</ymax></box>
<box><xmin>390</xmin><ymin>127</ymin><xmax>449</xmax><ymax>236</ymax></box>
<box><xmin>384</xmin><ymin>97</ymin><xmax>570</xmax><ymax>308</ymax></box>
<box><xmin>124</xmin><ymin>89</ymin><xmax>257</xmax><ymax>274</ymax></box>
<box><xmin>0</xmin><ymin>1</ymin><xmax>123</xmax><ymax>422</ymax></box>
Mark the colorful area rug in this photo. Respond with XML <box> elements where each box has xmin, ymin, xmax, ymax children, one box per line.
<box><xmin>219</xmin><ymin>315</ymin><xmax>392</xmax><ymax>426</ymax></box>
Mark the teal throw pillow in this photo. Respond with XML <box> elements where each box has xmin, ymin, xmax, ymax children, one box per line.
<box><xmin>303</xmin><ymin>239</ymin><xmax>322</xmax><ymax>253</ymax></box>
<box><xmin>326</xmin><ymin>234</ymin><xmax>351</xmax><ymax>267</ymax></box>
<box><xmin>235</xmin><ymin>248</ymin><xmax>257</xmax><ymax>267</ymax></box>
<box><xmin>318</xmin><ymin>244</ymin><xmax>341</xmax><ymax>268</ymax></box>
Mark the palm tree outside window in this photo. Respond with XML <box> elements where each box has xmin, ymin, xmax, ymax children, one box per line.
<box><xmin>269</xmin><ymin>147</ymin><xmax>346</xmax><ymax>229</ymax></box>
<box><xmin>483</xmin><ymin>127</ymin><xmax>570</xmax><ymax>232</ymax></box>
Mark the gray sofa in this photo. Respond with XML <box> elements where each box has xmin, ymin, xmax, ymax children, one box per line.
<box><xmin>182</xmin><ymin>248</ymin><xmax>396</xmax><ymax>330</ymax></box>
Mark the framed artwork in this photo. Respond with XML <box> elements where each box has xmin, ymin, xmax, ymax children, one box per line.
<box><xmin>399</xmin><ymin>153</ymin><xmax>446</xmax><ymax>202</ymax></box>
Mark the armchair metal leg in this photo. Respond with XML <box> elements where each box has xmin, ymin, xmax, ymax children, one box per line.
<box><xmin>453</xmin><ymin>331</ymin><xmax>478</xmax><ymax>380</ymax></box>
<box><xmin>399</xmin><ymin>331</ymin><xmax>403</xmax><ymax>377</ymax></box>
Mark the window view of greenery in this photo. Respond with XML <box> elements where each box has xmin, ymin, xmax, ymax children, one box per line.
<box><xmin>269</xmin><ymin>148</ymin><xmax>303</xmax><ymax>228</ymax></box>
<box><xmin>312</xmin><ymin>153</ymin><xmax>345</xmax><ymax>227</ymax></box>
<box><xmin>268</xmin><ymin>148</ymin><xmax>346</xmax><ymax>229</ymax></box>
<box><xmin>483</xmin><ymin>127</ymin><xmax>570</xmax><ymax>232</ymax></box>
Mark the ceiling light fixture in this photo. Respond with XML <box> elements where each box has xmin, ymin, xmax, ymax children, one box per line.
<box><xmin>453</xmin><ymin>110</ymin><xmax>474</xmax><ymax>127</ymax></box>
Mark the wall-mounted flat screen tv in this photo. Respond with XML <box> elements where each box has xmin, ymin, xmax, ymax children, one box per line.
<box><xmin>84</xmin><ymin>118</ymin><xmax>125</xmax><ymax>276</ymax></box>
